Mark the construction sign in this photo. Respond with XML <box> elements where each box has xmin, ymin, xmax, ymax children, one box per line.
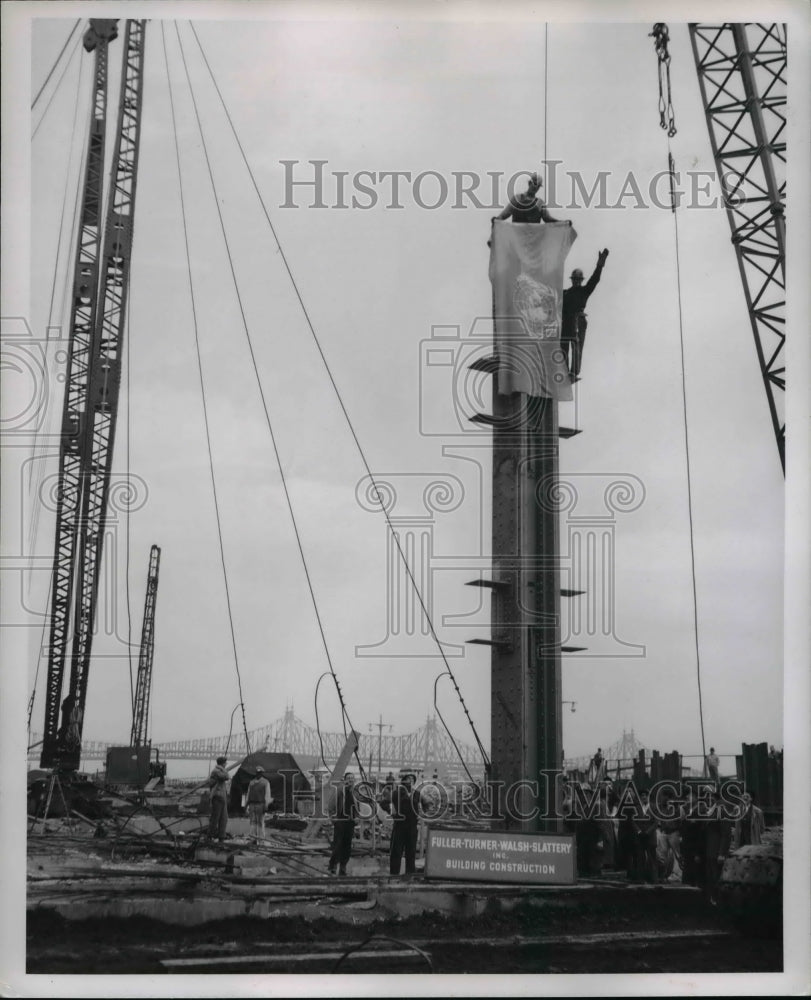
<box><xmin>424</xmin><ymin>828</ymin><xmax>576</xmax><ymax>884</ymax></box>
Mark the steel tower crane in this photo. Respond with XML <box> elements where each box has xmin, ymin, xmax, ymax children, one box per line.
<box><xmin>131</xmin><ymin>545</ymin><xmax>161</xmax><ymax>747</ymax></box>
<box><xmin>689</xmin><ymin>23</ymin><xmax>786</xmax><ymax>474</ymax></box>
<box><xmin>40</xmin><ymin>19</ymin><xmax>148</xmax><ymax>771</ymax></box>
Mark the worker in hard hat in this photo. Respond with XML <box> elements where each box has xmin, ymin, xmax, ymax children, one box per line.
<box><xmin>562</xmin><ymin>249</ymin><xmax>609</xmax><ymax>380</ymax></box>
<box><xmin>246</xmin><ymin>765</ymin><xmax>272</xmax><ymax>843</ymax></box>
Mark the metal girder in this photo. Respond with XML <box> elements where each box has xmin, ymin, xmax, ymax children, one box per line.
<box><xmin>131</xmin><ymin>545</ymin><xmax>161</xmax><ymax>746</ymax></box>
<box><xmin>689</xmin><ymin>22</ymin><xmax>786</xmax><ymax>473</ymax></box>
<box><xmin>41</xmin><ymin>21</ymin><xmax>117</xmax><ymax>769</ymax></box>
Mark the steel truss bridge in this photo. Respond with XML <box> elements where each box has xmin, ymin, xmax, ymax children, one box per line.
<box><xmin>29</xmin><ymin>717</ymin><xmax>718</xmax><ymax>783</ymax></box>
<box><xmin>29</xmin><ymin>709</ymin><xmax>488</xmax><ymax>782</ymax></box>
<box><xmin>30</xmin><ymin>712</ymin><xmax>657</xmax><ymax>783</ymax></box>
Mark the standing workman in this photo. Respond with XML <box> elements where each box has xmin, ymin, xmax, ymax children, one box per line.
<box><xmin>562</xmin><ymin>249</ymin><xmax>609</xmax><ymax>380</ymax></box>
<box><xmin>704</xmin><ymin>792</ymin><xmax>734</xmax><ymax>903</ymax></box>
<box><xmin>734</xmin><ymin>792</ymin><xmax>766</xmax><ymax>848</ymax></box>
<box><xmin>208</xmin><ymin>755</ymin><xmax>230</xmax><ymax>843</ymax></box>
<box><xmin>246</xmin><ymin>765</ymin><xmax>271</xmax><ymax>843</ymax></box>
<box><xmin>328</xmin><ymin>772</ymin><xmax>357</xmax><ymax>876</ymax></box>
<box><xmin>390</xmin><ymin>772</ymin><xmax>420</xmax><ymax>877</ymax></box>
<box><xmin>705</xmin><ymin>747</ymin><xmax>721</xmax><ymax>783</ymax></box>
<box><xmin>590</xmin><ymin>748</ymin><xmax>605</xmax><ymax>783</ymax></box>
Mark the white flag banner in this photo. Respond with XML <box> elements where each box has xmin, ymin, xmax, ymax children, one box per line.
<box><xmin>489</xmin><ymin>220</ymin><xmax>577</xmax><ymax>400</ymax></box>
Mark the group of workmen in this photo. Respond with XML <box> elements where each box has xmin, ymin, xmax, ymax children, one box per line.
<box><xmin>569</xmin><ymin>781</ymin><xmax>767</xmax><ymax>901</ymax></box>
<box><xmin>327</xmin><ymin>770</ymin><xmax>420</xmax><ymax>878</ymax></box>
<box><xmin>206</xmin><ymin>758</ymin><xmax>421</xmax><ymax>878</ymax></box>
<box><xmin>206</xmin><ymin>754</ymin><xmax>272</xmax><ymax>844</ymax></box>
<box><xmin>210</xmin><ymin>753</ymin><xmax>768</xmax><ymax>897</ymax></box>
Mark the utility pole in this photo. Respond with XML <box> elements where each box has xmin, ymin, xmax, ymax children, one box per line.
<box><xmin>368</xmin><ymin>715</ymin><xmax>392</xmax><ymax>778</ymax></box>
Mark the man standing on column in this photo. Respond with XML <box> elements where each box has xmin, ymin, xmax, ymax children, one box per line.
<box><xmin>562</xmin><ymin>249</ymin><xmax>609</xmax><ymax>380</ymax></box>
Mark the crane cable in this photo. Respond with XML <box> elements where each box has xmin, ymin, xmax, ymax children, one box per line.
<box><xmin>27</xmin><ymin>53</ymin><xmax>88</xmax><ymax>736</ymax></box>
<box><xmin>31</xmin><ymin>19</ymin><xmax>82</xmax><ymax>110</ymax></box>
<box><xmin>32</xmin><ymin>30</ymin><xmax>84</xmax><ymax>140</ymax></box>
<box><xmin>125</xmin><ymin>288</ymin><xmax>135</xmax><ymax>713</ymax></box>
<box><xmin>434</xmin><ymin>674</ymin><xmax>475</xmax><ymax>784</ymax></box>
<box><xmin>160</xmin><ymin>23</ymin><xmax>251</xmax><ymax>756</ymax></box>
<box><xmin>314</xmin><ymin>673</ymin><xmax>332</xmax><ymax>771</ymax></box>
<box><xmin>27</xmin><ymin>44</ymin><xmax>86</xmax><ymax>536</ymax></box>
<box><xmin>187</xmin><ymin>20</ymin><xmax>490</xmax><ymax>774</ymax></box>
<box><xmin>543</xmin><ymin>23</ymin><xmax>548</xmax><ymax>167</ymax></box>
<box><xmin>171</xmin><ymin>23</ymin><xmax>368</xmax><ymax>782</ymax></box>
<box><xmin>651</xmin><ymin>24</ymin><xmax>707</xmax><ymax>763</ymax></box>
<box><xmin>651</xmin><ymin>23</ymin><xmax>678</xmax><ymax>137</ymax></box>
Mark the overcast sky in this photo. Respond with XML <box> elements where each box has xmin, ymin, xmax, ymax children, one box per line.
<box><xmin>9</xmin><ymin>4</ymin><xmax>806</xmax><ymax>776</ymax></box>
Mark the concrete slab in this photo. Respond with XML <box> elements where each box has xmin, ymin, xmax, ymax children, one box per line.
<box><xmin>28</xmin><ymin>872</ymin><xmax>702</xmax><ymax>928</ymax></box>
<box><xmin>193</xmin><ymin>846</ymin><xmax>230</xmax><ymax>865</ymax></box>
<box><xmin>123</xmin><ymin>815</ymin><xmax>208</xmax><ymax>836</ymax></box>
<box><xmin>28</xmin><ymin>832</ymin><xmax>704</xmax><ymax>930</ymax></box>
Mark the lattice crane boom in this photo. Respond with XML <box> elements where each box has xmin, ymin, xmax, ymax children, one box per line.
<box><xmin>689</xmin><ymin>22</ymin><xmax>787</xmax><ymax>473</ymax></box>
<box><xmin>131</xmin><ymin>545</ymin><xmax>161</xmax><ymax>747</ymax></box>
<box><xmin>41</xmin><ymin>19</ymin><xmax>118</xmax><ymax>768</ymax></box>
<box><xmin>41</xmin><ymin>19</ymin><xmax>148</xmax><ymax>770</ymax></box>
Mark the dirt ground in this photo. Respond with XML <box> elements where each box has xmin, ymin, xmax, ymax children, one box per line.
<box><xmin>26</xmin><ymin>894</ymin><xmax>782</xmax><ymax>975</ymax></box>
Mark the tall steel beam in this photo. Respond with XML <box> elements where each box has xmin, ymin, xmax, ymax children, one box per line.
<box><xmin>689</xmin><ymin>22</ymin><xmax>786</xmax><ymax>473</ymax></box>
<box><xmin>490</xmin><ymin>393</ymin><xmax>562</xmax><ymax>832</ymax></box>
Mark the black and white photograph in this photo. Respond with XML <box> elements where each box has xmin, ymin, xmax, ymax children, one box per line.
<box><xmin>2</xmin><ymin>0</ymin><xmax>809</xmax><ymax>994</ymax></box>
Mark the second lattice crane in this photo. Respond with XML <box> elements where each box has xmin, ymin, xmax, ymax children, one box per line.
<box><xmin>105</xmin><ymin>544</ymin><xmax>166</xmax><ymax>789</ymax></box>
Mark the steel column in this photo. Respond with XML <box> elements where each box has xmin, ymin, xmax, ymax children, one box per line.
<box><xmin>490</xmin><ymin>391</ymin><xmax>562</xmax><ymax>832</ymax></box>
